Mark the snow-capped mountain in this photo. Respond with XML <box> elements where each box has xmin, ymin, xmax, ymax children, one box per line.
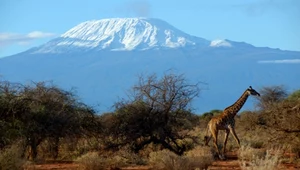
<box><xmin>32</xmin><ymin>18</ymin><xmax>209</xmax><ymax>53</ymax></box>
<box><xmin>1</xmin><ymin>18</ymin><xmax>300</xmax><ymax>113</ymax></box>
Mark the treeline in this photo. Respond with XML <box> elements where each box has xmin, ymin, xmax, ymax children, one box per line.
<box><xmin>1</xmin><ymin>74</ymin><xmax>300</xmax><ymax>161</ymax></box>
<box><xmin>0</xmin><ymin>73</ymin><xmax>201</xmax><ymax>160</ymax></box>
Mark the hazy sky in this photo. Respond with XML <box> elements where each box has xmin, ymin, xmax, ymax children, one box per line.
<box><xmin>0</xmin><ymin>0</ymin><xmax>299</xmax><ymax>57</ymax></box>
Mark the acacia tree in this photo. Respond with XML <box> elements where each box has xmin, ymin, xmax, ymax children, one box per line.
<box><xmin>0</xmin><ymin>81</ymin><xmax>97</xmax><ymax>160</ymax></box>
<box><xmin>0</xmin><ymin>81</ymin><xmax>26</xmax><ymax>148</ymax></box>
<box><xmin>256</xmin><ymin>86</ymin><xmax>287</xmax><ymax>110</ymax></box>
<box><xmin>106</xmin><ymin>73</ymin><xmax>200</xmax><ymax>155</ymax></box>
<box><xmin>259</xmin><ymin>88</ymin><xmax>300</xmax><ymax>133</ymax></box>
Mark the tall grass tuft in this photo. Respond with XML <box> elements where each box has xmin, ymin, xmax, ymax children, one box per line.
<box><xmin>239</xmin><ymin>145</ymin><xmax>282</xmax><ymax>170</ymax></box>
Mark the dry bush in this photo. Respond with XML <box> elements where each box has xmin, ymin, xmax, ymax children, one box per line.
<box><xmin>239</xmin><ymin>145</ymin><xmax>282</xmax><ymax>170</ymax></box>
<box><xmin>238</xmin><ymin>145</ymin><xmax>266</xmax><ymax>161</ymax></box>
<box><xmin>76</xmin><ymin>147</ymin><xmax>145</xmax><ymax>170</ymax></box>
<box><xmin>0</xmin><ymin>143</ymin><xmax>26</xmax><ymax>170</ymax></box>
<box><xmin>76</xmin><ymin>152</ymin><xmax>107</xmax><ymax>170</ymax></box>
<box><xmin>76</xmin><ymin>152</ymin><xmax>128</xmax><ymax>170</ymax></box>
<box><xmin>185</xmin><ymin>146</ymin><xmax>214</xmax><ymax>169</ymax></box>
<box><xmin>149</xmin><ymin>150</ymin><xmax>189</xmax><ymax>170</ymax></box>
<box><xmin>58</xmin><ymin>137</ymin><xmax>104</xmax><ymax>160</ymax></box>
<box><xmin>148</xmin><ymin>147</ymin><xmax>214</xmax><ymax>170</ymax></box>
<box><xmin>113</xmin><ymin>147</ymin><xmax>146</xmax><ymax>165</ymax></box>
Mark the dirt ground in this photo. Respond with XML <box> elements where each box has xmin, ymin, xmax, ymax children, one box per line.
<box><xmin>24</xmin><ymin>152</ymin><xmax>300</xmax><ymax>170</ymax></box>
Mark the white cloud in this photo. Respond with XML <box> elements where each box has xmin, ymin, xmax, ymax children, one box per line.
<box><xmin>232</xmin><ymin>0</ymin><xmax>298</xmax><ymax>17</ymax></box>
<box><xmin>258</xmin><ymin>59</ymin><xmax>300</xmax><ymax>64</ymax></box>
<box><xmin>27</xmin><ymin>31</ymin><xmax>55</xmax><ymax>38</ymax></box>
<box><xmin>116</xmin><ymin>0</ymin><xmax>152</xmax><ymax>17</ymax></box>
<box><xmin>0</xmin><ymin>31</ymin><xmax>56</xmax><ymax>47</ymax></box>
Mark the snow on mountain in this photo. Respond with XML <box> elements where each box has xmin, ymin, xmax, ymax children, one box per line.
<box><xmin>210</xmin><ymin>39</ymin><xmax>232</xmax><ymax>47</ymax></box>
<box><xmin>32</xmin><ymin>18</ymin><xmax>209</xmax><ymax>53</ymax></box>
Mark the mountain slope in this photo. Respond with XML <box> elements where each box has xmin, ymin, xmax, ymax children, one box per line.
<box><xmin>1</xmin><ymin>18</ymin><xmax>299</xmax><ymax>113</ymax></box>
<box><xmin>31</xmin><ymin>18</ymin><xmax>209</xmax><ymax>53</ymax></box>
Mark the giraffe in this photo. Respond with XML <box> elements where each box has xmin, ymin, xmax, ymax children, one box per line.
<box><xmin>204</xmin><ymin>86</ymin><xmax>260</xmax><ymax>160</ymax></box>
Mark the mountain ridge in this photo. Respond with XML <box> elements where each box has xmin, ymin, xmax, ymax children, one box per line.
<box><xmin>31</xmin><ymin>17</ymin><xmax>212</xmax><ymax>54</ymax></box>
<box><xmin>1</xmin><ymin>17</ymin><xmax>299</xmax><ymax>113</ymax></box>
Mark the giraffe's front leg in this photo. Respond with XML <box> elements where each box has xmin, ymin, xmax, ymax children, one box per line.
<box><xmin>223</xmin><ymin>129</ymin><xmax>230</xmax><ymax>156</ymax></box>
<box><xmin>229</xmin><ymin>126</ymin><xmax>240</xmax><ymax>147</ymax></box>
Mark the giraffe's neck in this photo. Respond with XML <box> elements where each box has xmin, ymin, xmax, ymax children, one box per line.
<box><xmin>223</xmin><ymin>90</ymin><xmax>249</xmax><ymax>117</ymax></box>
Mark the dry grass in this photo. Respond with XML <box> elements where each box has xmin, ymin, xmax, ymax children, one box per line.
<box><xmin>75</xmin><ymin>147</ymin><xmax>145</xmax><ymax>170</ymax></box>
<box><xmin>0</xmin><ymin>143</ymin><xmax>26</xmax><ymax>170</ymax></box>
<box><xmin>148</xmin><ymin>146</ymin><xmax>214</xmax><ymax>170</ymax></box>
<box><xmin>75</xmin><ymin>152</ymin><xmax>107</xmax><ymax>170</ymax></box>
<box><xmin>185</xmin><ymin>146</ymin><xmax>214</xmax><ymax>169</ymax></box>
<box><xmin>238</xmin><ymin>145</ymin><xmax>282</xmax><ymax>170</ymax></box>
<box><xmin>75</xmin><ymin>151</ymin><xmax>130</xmax><ymax>170</ymax></box>
<box><xmin>148</xmin><ymin>150</ymin><xmax>189</xmax><ymax>170</ymax></box>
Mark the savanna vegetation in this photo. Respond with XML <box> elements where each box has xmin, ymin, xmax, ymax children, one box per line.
<box><xmin>0</xmin><ymin>74</ymin><xmax>299</xmax><ymax>170</ymax></box>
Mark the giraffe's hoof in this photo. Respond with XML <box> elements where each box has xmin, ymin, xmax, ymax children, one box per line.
<box><xmin>218</xmin><ymin>154</ymin><xmax>226</xmax><ymax>160</ymax></box>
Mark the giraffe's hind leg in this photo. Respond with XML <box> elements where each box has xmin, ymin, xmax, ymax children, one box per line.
<box><xmin>204</xmin><ymin>134</ymin><xmax>212</xmax><ymax>146</ymax></box>
<box><xmin>211</xmin><ymin>129</ymin><xmax>225</xmax><ymax>160</ymax></box>
<box><xmin>222</xmin><ymin>129</ymin><xmax>230</xmax><ymax>159</ymax></box>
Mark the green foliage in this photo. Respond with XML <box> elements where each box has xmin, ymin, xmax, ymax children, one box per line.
<box><xmin>201</xmin><ymin>109</ymin><xmax>222</xmax><ymax>119</ymax></box>
<box><xmin>287</xmin><ymin>89</ymin><xmax>300</xmax><ymax>101</ymax></box>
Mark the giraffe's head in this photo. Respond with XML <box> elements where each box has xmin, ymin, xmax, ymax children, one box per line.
<box><xmin>247</xmin><ymin>86</ymin><xmax>260</xmax><ymax>96</ymax></box>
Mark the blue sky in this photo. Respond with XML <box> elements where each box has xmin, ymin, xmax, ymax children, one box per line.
<box><xmin>0</xmin><ymin>0</ymin><xmax>299</xmax><ymax>58</ymax></box>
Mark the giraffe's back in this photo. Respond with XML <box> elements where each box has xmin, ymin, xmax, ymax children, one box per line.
<box><xmin>209</xmin><ymin>114</ymin><xmax>235</xmax><ymax>130</ymax></box>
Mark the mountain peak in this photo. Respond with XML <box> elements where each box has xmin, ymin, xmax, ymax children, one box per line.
<box><xmin>31</xmin><ymin>17</ymin><xmax>209</xmax><ymax>53</ymax></box>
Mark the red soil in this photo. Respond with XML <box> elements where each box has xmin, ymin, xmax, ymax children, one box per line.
<box><xmin>24</xmin><ymin>152</ymin><xmax>300</xmax><ymax>170</ymax></box>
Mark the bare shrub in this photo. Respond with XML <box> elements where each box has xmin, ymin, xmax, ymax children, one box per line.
<box><xmin>239</xmin><ymin>145</ymin><xmax>282</xmax><ymax>170</ymax></box>
<box><xmin>256</xmin><ymin>86</ymin><xmax>287</xmax><ymax>110</ymax></box>
<box><xmin>0</xmin><ymin>143</ymin><xmax>26</xmax><ymax>170</ymax></box>
<box><xmin>107</xmin><ymin>73</ymin><xmax>201</xmax><ymax>154</ymax></box>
